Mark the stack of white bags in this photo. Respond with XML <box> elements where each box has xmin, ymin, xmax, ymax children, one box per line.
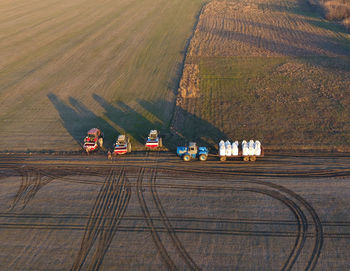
<box><xmin>219</xmin><ymin>139</ymin><xmax>261</xmax><ymax>156</ymax></box>
<box><xmin>242</xmin><ymin>140</ymin><xmax>261</xmax><ymax>156</ymax></box>
<box><xmin>218</xmin><ymin>140</ymin><xmax>239</xmax><ymax>156</ymax></box>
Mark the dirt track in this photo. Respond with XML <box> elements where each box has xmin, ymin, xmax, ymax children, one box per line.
<box><xmin>1</xmin><ymin>152</ymin><xmax>350</xmax><ymax>270</ymax></box>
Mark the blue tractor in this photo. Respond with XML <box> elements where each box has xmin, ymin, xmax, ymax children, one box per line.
<box><xmin>177</xmin><ymin>142</ymin><xmax>208</xmax><ymax>162</ymax></box>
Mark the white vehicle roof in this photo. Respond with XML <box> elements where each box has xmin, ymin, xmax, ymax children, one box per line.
<box><xmin>117</xmin><ymin>135</ymin><xmax>126</xmax><ymax>141</ymax></box>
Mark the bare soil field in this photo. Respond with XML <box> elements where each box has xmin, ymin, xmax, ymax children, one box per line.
<box><xmin>309</xmin><ymin>0</ymin><xmax>350</xmax><ymax>30</ymax></box>
<box><xmin>173</xmin><ymin>0</ymin><xmax>350</xmax><ymax>150</ymax></box>
<box><xmin>1</xmin><ymin>152</ymin><xmax>350</xmax><ymax>270</ymax></box>
<box><xmin>0</xmin><ymin>0</ymin><xmax>205</xmax><ymax>151</ymax></box>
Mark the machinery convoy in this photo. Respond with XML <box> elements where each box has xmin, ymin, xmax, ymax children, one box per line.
<box><xmin>83</xmin><ymin>128</ymin><xmax>263</xmax><ymax>162</ymax></box>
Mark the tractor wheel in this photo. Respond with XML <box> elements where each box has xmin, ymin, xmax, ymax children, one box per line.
<box><xmin>220</xmin><ymin>156</ymin><xmax>226</xmax><ymax>162</ymax></box>
<box><xmin>250</xmin><ymin>156</ymin><xmax>256</xmax><ymax>162</ymax></box>
<box><xmin>183</xmin><ymin>154</ymin><xmax>191</xmax><ymax>162</ymax></box>
<box><xmin>159</xmin><ymin>137</ymin><xmax>163</xmax><ymax>148</ymax></box>
<box><xmin>199</xmin><ymin>154</ymin><xmax>207</xmax><ymax>161</ymax></box>
<box><xmin>98</xmin><ymin>138</ymin><xmax>103</xmax><ymax>148</ymax></box>
<box><xmin>243</xmin><ymin>156</ymin><xmax>249</xmax><ymax>162</ymax></box>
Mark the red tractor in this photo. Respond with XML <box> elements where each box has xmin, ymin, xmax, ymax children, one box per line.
<box><xmin>83</xmin><ymin>128</ymin><xmax>104</xmax><ymax>153</ymax></box>
<box><xmin>145</xmin><ymin>130</ymin><xmax>163</xmax><ymax>149</ymax></box>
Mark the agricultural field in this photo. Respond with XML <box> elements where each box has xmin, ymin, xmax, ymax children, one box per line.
<box><xmin>1</xmin><ymin>153</ymin><xmax>350</xmax><ymax>270</ymax></box>
<box><xmin>2</xmin><ymin>1</ymin><xmax>350</xmax><ymax>270</ymax></box>
<box><xmin>174</xmin><ymin>0</ymin><xmax>350</xmax><ymax>150</ymax></box>
<box><xmin>0</xmin><ymin>0</ymin><xmax>205</xmax><ymax>151</ymax></box>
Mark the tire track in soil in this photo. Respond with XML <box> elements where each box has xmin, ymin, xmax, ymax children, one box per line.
<box><xmin>2</xmin><ymin>212</ymin><xmax>349</xmax><ymax>228</ymax></box>
<box><xmin>71</xmin><ymin>167</ymin><xmax>131</xmax><ymax>271</ymax></box>
<box><xmin>136</xmin><ymin>151</ymin><xmax>178</xmax><ymax>271</ymax></box>
<box><xmin>150</xmin><ymin>156</ymin><xmax>200</xmax><ymax>270</ymax></box>
<box><xmin>173</xmin><ymin>168</ymin><xmax>323</xmax><ymax>271</ymax></box>
<box><xmin>0</xmin><ymin>221</ymin><xmax>347</xmax><ymax>238</ymax></box>
<box><xmin>238</xmin><ymin>187</ymin><xmax>307</xmax><ymax>271</ymax></box>
<box><xmin>3</xmin><ymin>157</ymin><xmax>325</xmax><ymax>270</ymax></box>
<box><xmin>10</xmin><ymin>167</ymin><xmax>53</xmax><ymax>210</ymax></box>
<box><xmin>246</xmin><ymin>181</ymin><xmax>323</xmax><ymax>271</ymax></box>
<box><xmin>149</xmin><ymin>172</ymin><xmax>308</xmax><ymax>270</ymax></box>
<box><xmin>30</xmin><ymin>165</ymin><xmax>350</xmax><ymax>188</ymax></box>
<box><xmin>139</xmin><ymin>156</ymin><xmax>309</xmax><ymax>270</ymax></box>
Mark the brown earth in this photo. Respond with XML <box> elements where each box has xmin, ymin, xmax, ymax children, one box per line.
<box><xmin>1</xmin><ymin>152</ymin><xmax>350</xmax><ymax>270</ymax></box>
<box><xmin>187</xmin><ymin>0</ymin><xmax>350</xmax><ymax>57</ymax></box>
<box><xmin>173</xmin><ymin>0</ymin><xmax>350</xmax><ymax>150</ymax></box>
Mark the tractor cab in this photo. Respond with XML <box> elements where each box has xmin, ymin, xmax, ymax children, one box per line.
<box><xmin>86</xmin><ymin>128</ymin><xmax>100</xmax><ymax>141</ymax></box>
<box><xmin>187</xmin><ymin>142</ymin><xmax>198</xmax><ymax>154</ymax></box>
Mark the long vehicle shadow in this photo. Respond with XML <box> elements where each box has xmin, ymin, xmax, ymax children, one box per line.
<box><xmin>93</xmin><ymin>94</ymin><xmax>226</xmax><ymax>151</ymax></box>
<box><xmin>92</xmin><ymin>94</ymin><xmax>162</xmax><ymax>145</ymax></box>
<box><xmin>138</xmin><ymin>99</ymin><xmax>226</xmax><ymax>151</ymax></box>
<box><xmin>48</xmin><ymin>93</ymin><xmax>117</xmax><ymax>148</ymax></box>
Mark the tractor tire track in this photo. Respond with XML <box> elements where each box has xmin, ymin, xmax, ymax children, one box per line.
<box><xmin>237</xmin><ymin>187</ymin><xmax>307</xmax><ymax>271</ymax></box>
<box><xmin>0</xmin><ymin>221</ymin><xmax>348</xmax><ymax>239</ymax></box>
<box><xmin>87</xmin><ymin>173</ymin><xmax>131</xmax><ymax>271</ymax></box>
<box><xmin>136</xmin><ymin>151</ymin><xmax>178</xmax><ymax>271</ymax></box>
<box><xmin>149</xmin><ymin>174</ymin><xmax>308</xmax><ymax>271</ymax></box>
<box><xmin>150</xmin><ymin>154</ymin><xmax>200</xmax><ymax>270</ymax></box>
<box><xmin>71</xmin><ymin>167</ymin><xmax>131</xmax><ymax>271</ymax></box>
<box><xmin>176</xmin><ymin>168</ymin><xmax>323</xmax><ymax>271</ymax></box>
<box><xmin>10</xmin><ymin>167</ymin><xmax>53</xmax><ymax>210</ymax></box>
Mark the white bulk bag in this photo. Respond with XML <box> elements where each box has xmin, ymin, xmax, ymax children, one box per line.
<box><xmin>242</xmin><ymin>140</ymin><xmax>249</xmax><ymax>156</ymax></box>
<box><xmin>225</xmin><ymin>140</ymin><xmax>232</xmax><ymax>156</ymax></box>
<box><xmin>255</xmin><ymin>140</ymin><xmax>261</xmax><ymax>156</ymax></box>
<box><xmin>219</xmin><ymin>140</ymin><xmax>226</xmax><ymax>156</ymax></box>
<box><xmin>232</xmin><ymin>141</ymin><xmax>239</xmax><ymax>156</ymax></box>
<box><xmin>248</xmin><ymin>140</ymin><xmax>255</xmax><ymax>156</ymax></box>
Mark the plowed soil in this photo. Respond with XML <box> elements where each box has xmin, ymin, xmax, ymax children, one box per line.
<box><xmin>174</xmin><ymin>0</ymin><xmax>350</xmax><ymax>150</ymax></box>
<box><xmin>1</xmin><ymin>152</ymin><xmax>350</xmax><ymax>270</ymax></box>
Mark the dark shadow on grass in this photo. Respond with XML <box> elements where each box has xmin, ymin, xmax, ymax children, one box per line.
<box><xmin>138</xmin><ymin>99</ymin><xmax>226</xmax><ymax>151</ymax></box>
<box><xmin>48</xmin><ymin>93</ymin><xmax>117</xmax><ymax>148</ymax></box>
<box><xmin>92</xmin><ymin>94</ymin><xmax>162</xmax><ymax>145</ymax></box>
